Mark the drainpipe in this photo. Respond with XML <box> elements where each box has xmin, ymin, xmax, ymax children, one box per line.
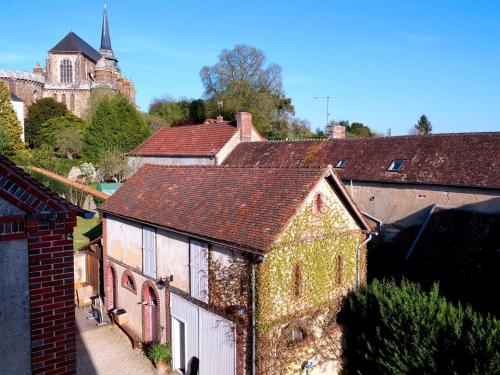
<box><xmin>356</xmin><ymin>233</ymin><xmax>375</xmax><ymax>289</ymax></box>
<box><xmin>251</xmin><ymin>265</ymin><xmax>257</xmax><ymax>375</ymax></box>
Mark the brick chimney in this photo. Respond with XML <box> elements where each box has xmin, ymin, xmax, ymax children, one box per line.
<box><xmin>236</xmin><ymin>112</ymin><xmax>253</xmax><ymax>142</ymax></box>
<box><xmin>329</xmin><ymin>125</ymin><xmax>346</xmax><ymax>139</ymax></box>
<box><xmin>216</xmin><ymin>115</ymin><xmax>224</xmax><ymax>123</ymax></box>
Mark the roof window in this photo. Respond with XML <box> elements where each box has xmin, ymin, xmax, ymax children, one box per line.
<box><xmin>336</xmin><ymin>159</ymin><xmax>347</xmax><ymax>168</ymax></box>
<box><xmin>388</xmin><ymin>159</ymin><xmax>405</xmax><ymax>172</ymax></box>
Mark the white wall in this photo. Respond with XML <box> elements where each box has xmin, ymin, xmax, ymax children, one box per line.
<box><xmin>10</xmin><ymin>100</ymin><xmax>25</xmax><ymax>142</ymax></box>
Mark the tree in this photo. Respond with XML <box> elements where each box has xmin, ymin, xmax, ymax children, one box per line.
<box><xmin>348</xmin><ymin>122</ymin><xmax>373</xmax><ymax>138</ymax></box>
<box><xmin>82</xmin><ymin>95</ymin><xmax>151</xmax><ymax>162</ymax></box>
<box><xmin>0</xmin><ymin>81</ymin><xmax>24</xmax><ymax>155</ymax></box>
<box><xmin>96</xmin><ymin>149</ymin><xmax>129</xmax><ymax>183</ymax></box>
<box><xmin>39</xmin><ymin>113</ymin><xmax>86</xmax><ymax>159</ymax></box>
<box><xmin>149</xmin><ymin>96</ymin><xmax>206</xmax><ymax>126</ymax></box>
<box><xmin>288</xmin><ymin>118</ymin><xmax>314</xmax><ymax>139</ymax></box>
<box><xmin>200</xmin><ymin>44</ymin><xmax>294</xmax><ymax>138</ymax></box>
<box><xmin>414</xmin><ymin>114</ymin><xmax>432</xmax><ymax>135</ymax></box>
<box><xmin>25</xmin><ymin>97</ymin><xmax>67</xmax><ymax>147</ymax></box>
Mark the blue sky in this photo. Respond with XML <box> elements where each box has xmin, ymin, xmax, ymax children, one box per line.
<box><xmin>1</xmin><ymin>0</ymin><xmax>499</xmax><ymax>135</ymax></box>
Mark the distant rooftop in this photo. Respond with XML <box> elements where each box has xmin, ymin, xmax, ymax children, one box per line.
<box><xmin>50</xmin><ymin>31</ymin><xmax>102</xmax><ymax>62</ymax></box>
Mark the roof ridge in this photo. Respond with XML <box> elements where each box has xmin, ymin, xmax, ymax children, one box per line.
<box><xmin>143</xmin><ymin>164</ymin><xmax>328</xmax><ymax>170</ymax></box>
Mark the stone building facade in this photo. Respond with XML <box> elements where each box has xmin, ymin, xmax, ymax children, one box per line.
<box><xmin>0</xmin><ymin>1</ymin><xmax>135</xmax><ymax>119</ymax></box>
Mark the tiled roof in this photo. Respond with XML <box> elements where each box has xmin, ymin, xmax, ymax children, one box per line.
<box><xmin>99</xmin><ymin>165</ymin><xmax>368</xmax><ymax>253</ymax></box>
<box><xmin>128</xmin><ymin>123</ymin><xmax>238</xmax><ymax>157</ymax></box>
<box><xmin>407</xmin><ymin>207</ymin><xmax>500</xmax><ymax>297</ymax></box>
<box><xmin>50</xmin><ymin>32</ymin><xmax>102</xmax><ymax>62</ymax></box>
<box><xmin>0</xmin><ymin>156</ymin><xmax>86</xmax><ymax>216</ymax></box>
<box><xmin>223</xmin><ymin>132</ymin><xmax>500</xmax><ymax>189</ymax></box>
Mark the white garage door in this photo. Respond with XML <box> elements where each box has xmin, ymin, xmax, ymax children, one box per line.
<box><xmin>171</xmin><ymin>294</ymin><xmax>235</xmax><ymax>375</ymax></box>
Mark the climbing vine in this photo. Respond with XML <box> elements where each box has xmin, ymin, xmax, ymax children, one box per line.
<box><xmin>256</xmin><ymin>199</ymin><xmax>363</xmax><ymax>374</ymax></box>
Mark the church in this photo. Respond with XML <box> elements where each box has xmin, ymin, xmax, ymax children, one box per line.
<box><xmin>0</xmin><ymin>0</ymin><xmax>135</xmax><ymax>119</ymax></box>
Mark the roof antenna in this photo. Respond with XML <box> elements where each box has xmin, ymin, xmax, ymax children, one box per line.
<box><xmin>313</xmin><ymin>96</ymin><xmax>349</xmax><ymax>128</ymax></box>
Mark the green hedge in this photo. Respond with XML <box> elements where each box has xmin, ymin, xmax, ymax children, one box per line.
<box><xmin>341</xmin><ymin>279</ymin><xmax>500</xmax><ymax>374</ymax></box>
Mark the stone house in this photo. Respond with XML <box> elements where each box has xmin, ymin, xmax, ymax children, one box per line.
<box><xmin>0</xmin><ymin>156</ymin><xmax>93</xmax><ymax>375</ymax></box>
<box><xmin>127</xmin><ymin>112</ymin><xmax>265</xmax><ymax>173</ymax></box>
<box><xmin>223</xmin><ymin>132</ymin><xmax>500</xmax><ymax>240</ymax></box>
<box><xmin>98</xmin><ymin>164</ymin><xmax>371</xmax><ymax>374</ymax></box>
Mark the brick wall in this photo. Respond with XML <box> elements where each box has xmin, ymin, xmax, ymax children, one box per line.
<box><xmin>28</xmin><ymin>214</ymin><xmax>77</xmax><ymax>375</ymax></box>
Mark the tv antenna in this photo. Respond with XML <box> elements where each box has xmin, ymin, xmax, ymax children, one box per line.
<box><xmin>217</xmin><ymin>100</ymin><xmax>224</xmax><ymax>116</ymax></box>
<box><xmin>313</xmin><ymin>96</ymin><xmax>349</xmax><ymax>127</ymax></box>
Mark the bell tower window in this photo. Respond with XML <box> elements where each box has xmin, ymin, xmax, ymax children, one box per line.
<box><xmin>60</xmin><ymin>59</ymin><xmax>73</xmax><ymax>83</ymax></box>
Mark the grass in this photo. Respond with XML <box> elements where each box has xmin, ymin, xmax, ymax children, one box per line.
<box><xmin>73</xmin><ymin>216</ymin><xmax>102</xmax><ymax>251</ymax></box>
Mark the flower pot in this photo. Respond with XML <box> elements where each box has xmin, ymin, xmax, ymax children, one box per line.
<box><xmin>155</xmin><ymin>362</ymin><xmax>168</xmax><ymax>374</ymax></box>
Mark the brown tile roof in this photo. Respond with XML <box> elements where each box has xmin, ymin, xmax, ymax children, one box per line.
<box><xmin>98</xmin><ymin>165</ymin><xmax>369</xmax><ymax>253</ymax></box>
<box><xmin>223</xmin><ymin>132</ymin><xmax>500</xmax><ymax>189</ymax></box>
<box><xmin>128</xmin><ymin>123</ymin><xmax>238</xmax><ymax>157</ymax></box>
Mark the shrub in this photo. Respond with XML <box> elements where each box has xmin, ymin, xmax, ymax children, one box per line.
<box><xmin>147</xmin><ymin>343</ymin><xmax>172</xmax><ymax>364</ymax></box>
<box><xmin>340</xmin><ymin>279</ymin><xmax>500</xmax><ymax>374</ymax></box>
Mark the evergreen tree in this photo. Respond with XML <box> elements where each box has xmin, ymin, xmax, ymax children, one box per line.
<box><xmin>39</xmin><ymin>113</ymin><xmax>86</xmax><ymax>158</ymax></box>
<box><xmin>25</xmin><ymin>97</ymin><xmax>67</xmax><ymax>147</ymax></box>
<box><xmin>414</xmin><ymin>114</ymin><xmax>433</xmax><ymax>134</ymax></box>
<box><xmin>83</xmin><ymin>95</ymin><xmax>151</xmax><ymax>162</ymax></box>
<box><xmin>0</xmin><ymin>81</ymin><xmax>23</xmax><ymax>155</ymax></box>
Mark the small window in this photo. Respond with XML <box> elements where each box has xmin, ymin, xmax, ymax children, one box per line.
<box><xmin>290</xmin><ymin>327</ymin><xmax>304</xmax><ymax>342</ymax></box>
<box><xmin>387</xmin><ymin>159</ymin><xmax>405</xmax><ymax>172</ymax></box>
<box><xmin>336</xmin><ymin>159</ymin><xmax>347</xmax><ymax>168</ymax></box>
<box><xmin>314</xmin><ymin>193</ymin><xmax>323</xmax><ymax>214</ymax></box>
<box><xmin>336</xmin><ymin>255</ymin><xmax>343</xmax><ymax>285</ymax></box>
<box><xmin>121</xmin><ymin>270</ymin><xmax>137</xmax><ymax>293</ymax></box>
<box><xmin>293</xmin><ymin>264</ymin><xmax>302</xmax><ymax>298</ymax></box>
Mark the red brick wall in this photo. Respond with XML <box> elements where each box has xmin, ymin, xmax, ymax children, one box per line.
<box><xmin>27</xmin><ymin>214</ymin><xmax>77</xmax><ymax>375</ymax></box>
<box><xmin>141</xmin><ymin>280</ymin><xmax>161</xmax><ymax>343</ymax></box>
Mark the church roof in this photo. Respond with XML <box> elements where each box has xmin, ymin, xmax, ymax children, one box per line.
<box><xmin>49</xmin><ymin>32</ymin><xmax>102</xmax><ymax>62</ymax></box>
<box><xmin>100</xmin><ymin>0</ymin><xmax>112</xmax><ymax>51</ymax></box>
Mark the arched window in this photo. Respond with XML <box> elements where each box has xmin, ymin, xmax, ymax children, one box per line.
<box><xmin>70</xmin><ymin>93</ymin><xmax>75</xmax><ymax>111</ymax></box>
<box><xmin>60</xmin><ymin>59</ymin><xmax>73</xmax><ymax>83</ymax></box>
<box><xmin>121</xmin><ymin>270</ymin><xmax>137</xmax><ymax>294</ymax></box>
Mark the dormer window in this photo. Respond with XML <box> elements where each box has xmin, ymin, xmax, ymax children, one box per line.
<box><xmin>335</xmin><ymin>159</ymin><xmax>347</xmax><ymax>168</ymax></box>
<box><xmin>387</xmin><ymin>159</ymin><xmax>405</xmax><ymax>172</ymax></box>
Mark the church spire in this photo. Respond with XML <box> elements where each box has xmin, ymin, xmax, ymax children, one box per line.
<box><xmin>100</xmin><ymin>0</ymin><xmax>112</xmax><ymax>51</ymax></box>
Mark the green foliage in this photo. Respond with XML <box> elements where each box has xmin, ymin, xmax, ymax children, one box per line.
<box><xmin>341</xmin><ymin>279</ymin><xmax>500</xmax><ymax>374</ymax></box>
<box><xmin>147</xmin><ymin>343</ymin><xmax>172</xmax><ymax>364</ymax></box>
<box><xmin>39</xmin><ymin>113</ymin><xmax>86</xmax><ymax>159</ymax></box>
<box><xmin>31</xmin><ymin>145</ymin><xmax>59</xmax><ymax>171</ymax></box>
<box><xmin>0</xmin><ymin>81</ymin><xmax>24</xmax><ymax>155</ymax></box>
<box><xmin>200</xmin><ymin>44</ymin><xmax>295</xmax><ymax>139</ymax></box>
<box><xmin>25</xmin><ymin>97</ymin><xmax>67</xmax><ymax>147</ymax></box>
<box><xmin>149</xmin><ymin>96</ymin><xmax>206</xmax><ymax>126</ymax></box>
<box><xmin>96</xmin><ymin>148</ymin><xmax>129</xmax><ymax>183</ymax></box>
<box><xmin>414</xmin><ymin>114</ymin><xmax>432</xmax><ymax>134</ymax></box>
<box><xmin>348</xmin><ymin>122</ymin><xmax>373</xmax><ymax>138</ymax></box>
<box><xmin>82</xmin><ymin>95</ymin><xmax>151</xmax><ymax>162</ymax></box>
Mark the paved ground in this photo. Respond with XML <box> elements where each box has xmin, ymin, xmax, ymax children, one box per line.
<box><xmin>75</xmin><ymin>306</ymin><xmax>170</xmax><ymax>375</ymax></box>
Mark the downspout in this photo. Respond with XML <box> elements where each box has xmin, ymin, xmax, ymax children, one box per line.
<box><xmin>251</xmin><ymin>265</ymin><xmax>257</xmax><ymax>375</ymax></box>
<box><xmin>356</xmin><ymin>233</ymin><xmax>375</xmax><ymax>289</ymax></box>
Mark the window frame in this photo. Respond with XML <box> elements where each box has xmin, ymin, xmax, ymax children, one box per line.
<box><xmin>335</xmin><ymin>159</ymin><xmax>348</xmax><ymax>168</ymax></box>
<box><xmin>387</xmin><ymin>159</ymin><xmax>406</xmax><ymax>172</ymax></box>
<box><xmin>60</xmin><ymin>58</ymin><xmax>73</xmax><ymax>83</ymax></box>
<box><xmin>121</xmin><ymin>270</ymin><xmax>137</xmax><ymax>294</ymax></box>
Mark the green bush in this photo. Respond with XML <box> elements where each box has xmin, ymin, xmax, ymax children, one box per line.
<box><xmin>147</xmin><ymin>343</ymin><xmax>172</xmax><ymax>364</ymax></box>
<box><xmin>341</xmin><ymin>279</ymin><xmax>500</xmax><ymax>374</ymax></box>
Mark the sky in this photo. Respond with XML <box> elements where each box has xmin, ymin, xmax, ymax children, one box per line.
<box><xmin>1</xmin><ymin>0</ymin><xmax>499</xmax><ymax>135</ymax></box>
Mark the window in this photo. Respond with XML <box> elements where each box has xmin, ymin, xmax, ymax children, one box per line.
<box><xmin>190</xmin><ymin>239</ymin><xmax>209</xmax><ymax>303</ymax></box>
<box><xmin>293</xmin><ymin>264</ymin><xmax>302</xmax><ymax>297</ymax></box>
<box><xmin>143</xmin><ymin>226</ymin><xmax>157</xmax><ymax>278</ymax></box>
<box><xmin>61</xmin><ymin>93</ymin><xmax>66</xmax><ymax>105</ymax></box>
<box><xmin>70</xmin><ymin>93</ymin><xmax>75</xmax><ymax>111</ymax></box>
<box><xmin>335</xmin><ymin>159</ymin><xmax>347</xmax><ymax>168</ymax></box>
<box><xmin>387</xmin><ymin>159</ymin><xmax>405</xmax><ymax>172</ymax></box>
<box><xmin>314</xmin><ymin>193</ymin><xmax>323</xmax><ymax>214</ymax></box>
<box><xmin>336</xmin><ymin>255</ymin><xmax>343</xmax><ymax>285</ymax></box>
<box><xmin>60</xmin><ymin>59</ymin><xmax>73</xmax><ymax>83</ymax></box>
<box><xmin>121</xmin><ymin>270</ymin><xmax>137</xmax><ymax>294</ymax></box>
<box><xmin>290</xmin><ymin>327</ymin><xmax>304</xmax><ymax>342</ymax></box>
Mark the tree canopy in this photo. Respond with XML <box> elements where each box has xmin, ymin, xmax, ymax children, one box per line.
<box><xmin>0</xmin><ymin>81</ymin><xmax>23</xmax><ymax>156</ymax></box>
<box><xmin>149</xmin><ymin>96</ymin><xmax>206</xmax><ymax>126</ymax></box>
<box><xmin>414</xmin><ymin>114</ymin><xmax>432</xmax><ymax>135</ymax></box>
<box><xmin>325</xmin><ymin>120</ymin><xmax>375</xmax><ymax>138</ymax></box>
<box><xmin>25</xmin><ymin>97</ymin><xmax>68</xmax><ymax>147</ymax></box>
<box><xmin>82</xmin><ymin>95</ymin><xmax>151</xmax><ymax>162</ymax></box>
<box><xmin>39</xmin><ymin>113</ymin><xmax>86</xmax><ymax>159</ymax></box>
<box><xmin>200</xmin><ymin>44</ymin><xmax>295</xmax><ymax>139</ymax></box>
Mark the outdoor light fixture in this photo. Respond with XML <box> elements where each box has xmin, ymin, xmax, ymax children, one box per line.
<box><xmin>155</xmin><ymin>275</ymin><xmax>174</xmax><ymax>290</ymax></box>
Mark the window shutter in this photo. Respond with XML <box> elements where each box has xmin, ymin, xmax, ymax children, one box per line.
<box><xmin>143</xmin><ymin>226</ymin><xmax>156</xmax><ymax>278</ymax></box>
<box><xmin>190</xmin><ymin>240</ymin><xmax>209</xmax><ymax>303</ymax></box>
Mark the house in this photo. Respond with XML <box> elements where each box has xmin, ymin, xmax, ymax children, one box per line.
<box><xmin>405</xmin><ymin>206</ymin><xmax>500</xmax><ymax>314</ymax></box>
<box><xmin>223</xmin><ymin>132</ymin><xmax>500</xmax><ymax>239</ymax></box>
<box><xmin>98</xmin><ymin>164</ymin><xmax>371</xmax><ymax>374</ymax></box>
<box><xmin>0</xmin><ymin>155</ymin><xmax>93</xmax><ymax>375</ymax></box>
<box><xmin>127</xmin><ymin>112</ymin><xmax>265</xmax><ymax>173</ymax></box>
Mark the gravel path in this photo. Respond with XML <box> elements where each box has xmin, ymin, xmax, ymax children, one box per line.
<box><xmin>75</xmin><ymin>307</ymin><xmax>167</xmax><ymax>375</ymax></box>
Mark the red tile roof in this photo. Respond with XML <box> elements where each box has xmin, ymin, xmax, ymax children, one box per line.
<box><xmin>223</xmin><ymin>133</ymin><xmax>500</xmax><ymax>189</ymax></box>
<box><xmin>128</xmin><ymin>123</ymin><xmax>238</xmax><ymax>157</ymax></box>
<box><xmin>99</xmin><ymin>165</ymin><xmax>368</xmax><ymax>253</ymax></box>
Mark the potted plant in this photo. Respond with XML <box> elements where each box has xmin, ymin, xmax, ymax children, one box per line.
<box><xmin>147</xmin><ymin>343</ymin><xmax>172</xmax><ymax>374</ymax></box>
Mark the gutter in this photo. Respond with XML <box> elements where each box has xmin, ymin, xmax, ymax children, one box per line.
<box><xmin>251</xmin><ymin>265</ymin><xmax>257</xmax><ymax>375</ymax></box>
<box><xmin>356</xmin><ymin>232</ymin><xmax>377</xmax><ymax>289</ymax></box>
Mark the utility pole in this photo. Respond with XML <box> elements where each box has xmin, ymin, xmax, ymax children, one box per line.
<box><xmin>313</xmin><ymin>96</ymin><xmax>349</xmax><ymax>128</ymax></box>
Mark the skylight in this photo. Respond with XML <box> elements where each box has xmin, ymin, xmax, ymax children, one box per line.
<box><xmin>388</xmin><ymin>159</ymin><xmax>405</xmax><ymax>172</ymax></box>
<box><xmin>336</xmin><ymin>159</ymin><xmax>347</xmax><ymax>168</ymax></box>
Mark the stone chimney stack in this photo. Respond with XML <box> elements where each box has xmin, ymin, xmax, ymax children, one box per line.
<box><xmin>216</xmin><ymin>115</ymin><xmax>224</xmax><ymax>123</ymax></box>
<box><xmin>236</xmin><ymin>112</ymin><xmax>253</xmax><ymax>142</ymax></box>
<box><xmin>329</xmin><ymin>125</ymin><xmax>346</xmax><ymax>139</ymax></box>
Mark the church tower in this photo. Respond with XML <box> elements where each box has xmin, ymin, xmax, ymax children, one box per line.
<box><xmin>99</xmin><ymin>0</ymin><xmax>119</xmax><ymax>69</ymax></box>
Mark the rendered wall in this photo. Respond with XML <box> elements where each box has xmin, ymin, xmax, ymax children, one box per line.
<box><xmin>127</xmin><ymin>155</ymin><xmax>214</xmax><ymax>175</ymax></box>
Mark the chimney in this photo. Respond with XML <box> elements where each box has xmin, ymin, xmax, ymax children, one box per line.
<box><xmin>216</xmin><ymin>115</ymin><xmax>224</xmax><ymax>123</ymax></box>
<box><xmin>236</xmin><ymin>112</ymin><xmax>253</xmax><ymax>142</ymax></box>
<box><xmin>329</xmin><ymin>125</ymin><xmax>346</xmax><ymax>139</ymax></box>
